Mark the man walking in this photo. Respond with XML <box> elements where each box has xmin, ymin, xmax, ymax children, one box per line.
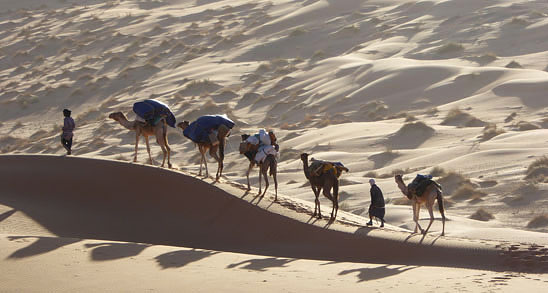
<box><xmin>61</xmin><ymin>108</ymin><xmax>75</xmax><ymax>155</ymax></box>
<box><xmin>367</xmin><ymin>178</ymin><xmax>385</xmax><ymax>227</ymax></box>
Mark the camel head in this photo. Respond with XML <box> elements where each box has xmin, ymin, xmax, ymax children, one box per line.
<box><xmin>239</xmin><ymin>134</ymin><xmax>259</xmax><ymax>154</ymax></box>
<box><xmin>268</xmin><ymin>130</ymin><xmax>277</xmax><ymax>145</ymax></box>
<box><xmin>394</xmin><ymin>174</ymin><xmax>411</xmax><ymax>198</ymax></box>
<box><xmin>108</xmin><ymin>112</ymin><xmax>125</xmax><ymax>122</ymax></box>
<box><xmin>300</xmin><ymin>153</ymin><xmax>309</xmax><ymax>163</ymax></box>
<box><xmin>177</xmin><ymin>120</ymin><xmax>190</xmax><ymax>130</ymax></box>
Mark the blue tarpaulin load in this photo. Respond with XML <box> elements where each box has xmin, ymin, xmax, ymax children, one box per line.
<box><xmin>133</xmin><ymin>99</ymin><xmax>176</xmax><ymax>128</ymax></box>
<box><xmin>183</xmin><ymin>114</ymin><xmax>235</xmax><ymax>143</ymax></box>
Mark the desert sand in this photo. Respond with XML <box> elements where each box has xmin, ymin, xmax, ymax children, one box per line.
<box><xmin>1</xmin><ymin>0</ymin><xmax>547</xmax><ymax>291</ymax></box>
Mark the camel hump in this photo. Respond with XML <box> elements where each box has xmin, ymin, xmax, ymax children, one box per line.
<box><xmin>408</xmin><ymin>174</ymin><xmax>440</xmax><ymax>197</ymax></box>
<box><xmin>310</xmin><ymin>160</ymin><xmax>348</xmax><ymax>178</ymax></box>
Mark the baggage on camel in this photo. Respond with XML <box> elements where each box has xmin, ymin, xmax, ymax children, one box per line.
<box><xmin>244</xmin><ymin>129</ymin><xmax>279</xmax><ymax>163</ymax></box>
<box><xmin>133</xmin><ymin>99</ymin><xmax>176</xmax><ymax>128</ymax></box>
<box><xmin>407</xmin><ymin>174</ymin><xmax>442</xmax><ymax>198</ymax></box>
<box><xmin>182</xmin><ymin>114</ymin><xmax>235</xmax><ymax>144</ymax></box>
<box><xmin>309</xmin><ymin>159</ymin><xmax>349</xmax><ymax>178</ymax></box>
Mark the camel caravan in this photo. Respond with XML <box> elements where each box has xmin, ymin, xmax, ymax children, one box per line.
<box><xmin>107</xmin><ymin>99</ymin><xmax>446</xmax><ymax>235</ymax></box>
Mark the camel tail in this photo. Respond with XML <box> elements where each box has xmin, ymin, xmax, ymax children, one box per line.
<box><xmin>436</xmin><ymin>188</ymin><xmax>445</xmax><ymax>216</ymax></box>
<box><xmin>333</xmin><ymin>179</ymin><xmax>339</xmax><ymax>201</ymax></box>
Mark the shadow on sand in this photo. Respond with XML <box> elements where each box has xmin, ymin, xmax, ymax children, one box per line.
<box><xmin>155</xmin><ymin>249</ymin><xmax>220</xmax><ymax>269</ymax></box>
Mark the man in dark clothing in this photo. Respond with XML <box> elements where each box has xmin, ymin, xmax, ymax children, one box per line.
<box><xmin>367</xmin><ymin>179</ymin><xmax>385</xmax><ymax>227</ymax></box>
<box><xmin>61</xmin><ymin>109</ymin><xmax>75</xmax><ymax>155</ymax></box>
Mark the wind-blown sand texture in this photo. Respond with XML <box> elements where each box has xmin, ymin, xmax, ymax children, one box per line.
<box><xmin>1</xmin><ymin>0</ymin><xmax>547</xmax><ymax>291</ymax></box>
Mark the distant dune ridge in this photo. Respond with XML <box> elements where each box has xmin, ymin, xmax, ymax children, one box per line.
<box><xmin>1</xmin><ymin>0</ymin><xmax>548</xmax><ymax>290</ymax></box>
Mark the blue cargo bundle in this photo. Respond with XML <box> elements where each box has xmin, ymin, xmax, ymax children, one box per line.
<box><xmin>183</xmin><ymin>115</ymin><xmax>235</xmax><ymax>143</ymax></box>
<box><xmin>133</xmin><ymin>99</ymin><xmax>176</xmax><ymax>128</ymax></box>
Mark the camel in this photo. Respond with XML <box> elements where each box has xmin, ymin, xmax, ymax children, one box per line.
<box><xmin>239</xmin><ymin>136</ymin><xmax>278</xmax><ymax>201</ymax></box>
<box><xmin>177</xmin><ymin>121</ymin><xmax>229</xmax><ymax>180</ymax></box>
<box><xmin>300</xmin><ymin>153</ymin><xmax>348</xmax><ymax>220</ymax></box>
<box><xmin>108</xmin><ymin>112</ymin><xmax>171</xmax><ymax>168</ymax></box>
<box><xmin>394</xmin><ymin>174</ymin><xmax>446</xmax><ymax>236</ymax></box>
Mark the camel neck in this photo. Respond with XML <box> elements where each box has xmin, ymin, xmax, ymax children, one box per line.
<box><xmin>117</xmin><ymin>117</ymin><xmax>136</xmax><ymax>131</ymax></box>
<box><xmin>396</xmin><ymin>179</ymin><xmax>409</xmax><ymax>197</ymax></box>
<box><xmin>302</xmin><ymin>158</ymin><xmax>311</xmax><ymax>180</ymax></box>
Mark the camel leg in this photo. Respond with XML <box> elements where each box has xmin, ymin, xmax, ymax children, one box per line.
<box><xmin>157</xmin><ymin>135</ymin><xmax>171</xmax><ymax>168</ymax></box>
<box><xmin>133</xmin><ymin>134</ymin><xmax>140</xmax><ymax>162</ymax></box>
<box><xmin>414</xmin><ymin>203</ymin><xmax>425</xmax><ymax>234</ymax></box>
<box><xmin>440</xmin><ymin>210</ymin><xmax>446</xmax><ymax>236</ymax></box>
<box><xmin>158</xmin><ymin>140</ymin><xmax>167</xmax><ymax>168</ymax></box>
<box><xmin>245</xmin><ymin>161</ymin><xmax>253</xmax><ymax>191</ymax></box>
<box><xmin>202</xmin><ymin>153</ymin><xmax>208</xmax><ymax>177</ymax></box>
<box><xmin>332</xmin><ymin>180</ymin><xmax>339</xmax><ymax>219</ymax></box>
<box><xmin>261</xmin><ymin>164</ymin><xmax>269</xmax><ymax>197</ymax></box>
<box><xmin>323</xmin><ymin>184</ymin><xmax>336</xmax><ymax>220</ymax></box>
<box><xmin>210</xmin><ymin>148</ymin><xmax>221</xmax><ymax>181</ymax></box>
<box><xmin>437</xmin><ymin>189</ymin><xmax>446</xmax><ymax>236</ymax></box>
<box><xmin>412</xmin><ymin>202</ymin><xmax>418</xmax><ymax>233</ymax></box>
<box><xmin>198</xmin><ymin>151</ymin><xmax>204</xmax><ymax>176</ymax></box>
<box><xmin>166</xmin><ymin>143</ymin><xmax>171</xmax><ymax>168</ymax></box>
<box><xmin>311</xmin><ymin>186</ymin><xmax>319</xmax><ymax>217</ymax></box>
<box><xmin>217</xmin><ymin>139</ymin><xmax>225</xmax><ymax>180</ymax></box>
<box><xmin>423</xmin><ymin>204</ymin><xmax>435</xmax><ymax>235</ymax></box>
<box><xmin>258</xmin><ymin>165</ymin><xmax>263</xmax><ymax>195</ymax></box>
<box><xmin>163</xmin><ymin>127</ymin><xmax>172</xmax><ymax>168</ymax></box>
<box><xmin>273</xmin><ymin>163</ymin><xmax>278</xmax><ymax>202</ymax></box>
<box><xmin>144</xmin><ymin>136</ymin><xmax>154</xmax><ymax>165</ymax></box>
<box><xmin>316</xmin><ymin>187</ymin><xmax>323</xmax><ymax>219</ymax></box>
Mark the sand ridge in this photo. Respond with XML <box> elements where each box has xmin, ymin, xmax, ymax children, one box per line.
<box><xmin>1</xmin><ymin>0</ymin><xmax>547</xmax><ymax>290</ymax></box>
<box><xmin>1</xmin><ymin>154</ymin><xmax>547</xmax><ymax>274</ymax></box>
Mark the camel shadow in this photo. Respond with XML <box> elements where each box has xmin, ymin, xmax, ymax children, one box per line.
<box><xmin>155</xmin><ymin>249</ymin><xmax>220</xmax><ymax>269</ymax></box>
<box><xmin>404</xmin><ymin>233</ymin><xmax>427</xmax><ymax>243</ymax></box>
<box><xmin>306</xmin><ymin>215</ymin><xmax>320</xmax><ymax>225</ymax></box>
<box><xmin>323</xmin><ymin>217</ymin><xmax>336</xmax><ymax>229</ymax></box>
<box><xmin>0</xmin><ymin>209</ymin><xmax>16</xmax><ymax>223</ymax></box>
<box><xmin>240</xmin><ymin>190</ymin><xmax>251</xmax><ymax>199</ymax></box>
<box><xmin>339</xmin><ymin>265</ymin><xmax>416</xmax><ymax>282</ymax></box>
<box><xmin>7</xmin><ymin>236</ymin><xmax>80</xmax><ymax>259</ymax></box>
<box><xmin>226</xmin><ymin>257</ymin><xmax>297</xmax><ymax>272</ymax></box>
<box><xmin>84</xmin><ymin>242</ymin><xmax>150</xmax><ymax>261</ymax></box>
<box><xmin>250</xmin><ymin>193</ymin><xmax>265</xmax><ymax>205</ymax></box>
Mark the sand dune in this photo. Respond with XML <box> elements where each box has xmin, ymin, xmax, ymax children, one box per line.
<box><xmin>1</xmin><ymin>0</ymin><xmax>548</xmax><ymax>290</ymax></box>
<box><xmin>1</xmin><ymin>154</ymin><xmax>546</xmax><ymax>271</ymax></box>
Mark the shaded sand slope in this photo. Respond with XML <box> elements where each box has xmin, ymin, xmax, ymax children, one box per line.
<box><xmin>1</xmin><ymin>155</ymin><xmax>546</xmax><ymax>272</ymax></box>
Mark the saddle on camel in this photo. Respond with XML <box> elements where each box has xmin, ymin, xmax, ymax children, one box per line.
<box><xmin>309</xmin><ymin>158</ymin><xmax>349</xmax><ymax>178</ymax></box>
<box><xmin>241</xmin><ymin>129</ymin><xmax>279</xmax><ymax>164</ymax></box>
<box><xmin>133</xmin><ymin>99</ymin><xmax>176</xmax><ymax>127</ymax></box>
<box><xmin>406</xmin><ymin>174</ymin><xmax>441</xmax><ymax>199</ymax></box>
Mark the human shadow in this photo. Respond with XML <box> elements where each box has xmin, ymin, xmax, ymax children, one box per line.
<box><xmin>7</xmin><ymin>236</ymin><xmax>80</xmax><ymax>259</ymax></box>
<box><xmin>0</xmin><ymin>209</ymin><xmax>16</xmax><ymax>223</ymax></box>
<box><xmin>339</xmin><ymin>265</ymin><xmax>416</xmax><ymax>282</ymax></box>
<box><xmin>226</xmin><ymin>257</ymin><xmax>297</xmax><ymax>272</ymax></box>
<box><xmin>84</xmin><ymin>242</ymin><xmax>150</xmax><ymax>261</ymax></box>
<box><xmin>155</xmin><ymin>249</ymin><xmax>220</xmax><ymax>269</ymax></box>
